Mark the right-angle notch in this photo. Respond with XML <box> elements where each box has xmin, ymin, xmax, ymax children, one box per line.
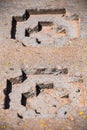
<box><xmin>8</xmin><ymin>70</ymin><xmax>27</xmax><ymax>85</ymax></box>
<box><xmin>36</xmin><ymin>83</ymin><xmax>54</xmax><ymax>96</ymax></box>
<box><xmin>21</xmin><ymin>91</ymin><xmax>35</xmax><ymax>106</ymax></box>
<box><xmin>25</xmin><ymin>21</ymin><xmax>53</xmax><ymax>37</ymax></box>
<box><xmin>11</xmin><ymin>10</ymin><xmax>30</xmax><ymax>39</ymax></box>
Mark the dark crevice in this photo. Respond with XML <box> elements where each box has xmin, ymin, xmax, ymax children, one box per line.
<box><xmin>35</xmin><ymin>68</ymin><xmax>47</xmax><ymax>74</ymax></box>
<box><xmin>39</xmin><ymin>21</ymin><xmax>53</xmax><ymax>26</ymax></box>
<box><xmin>26</xmin><ymin>8</ymin><xmax>66</xmax><ymax>15</ymax></box>
<box><xmin>61</xmin><ymin>94</ymin><xmax>69</xmax><ymax>98</ymax></box>
<box><xmin>64</xmin><ymin>111</ymin><xmax>67</xmax><ymax>115</ymax></box>
<box><xmin>35</xmin><ymin>109</ymin><xmax>40</xmax><ymax>114</ymax></box>
<box><xmin>54</xmin><ymin>68</ymin><xmax>68</xmax><ymax>74</ymax></box>
<box><xmin>11</xmin><ymin>17</ymin><xmax>17</xmax><ymax>39</ymax></box>
<box><xmin>13</xmin><ymin>10</ymin><xmax>30</xmax><ymax>22</ymax></box>
<box><xmin>21</xmin><ymin>92</ymin><xmax>35</xmax><ymax>106</ymax></box>
<box><xmin>36</xmin><ymin>84</ymin><xmax>41</xmax><ymax>96</ymax></box>
<box><xmin>9</xmin><ymin>68</ymin><xmax>14</xmax><ymax>70</ymax></box>
<box><xmin>21</xmin><ymin>93</ymin><xmax>27</xmax><ymax>106</ymax></box>
<box><xmin>35</xmin><ymin>68</ymin><xmax>68</xmax><ymax>75</ymax></box>
<box><xmin>36</xmin><ymin>83</ymin><xmax>54</xmax><ymax>96</ymax></box>
<box><xmin>17</xmin><ymin>113</ymin><xmax>23</xmax><ymax>119</ymax></box>
<box><xmin>25</xmin><ymin>29</ymin><xmax>30</xmax><ymax>37</ymax></box>
<box><xmin>51</xmin><ymin>68</ymin><xmax>57</xmax><ymax>72</ymax></box>
<box><xmin>55</xmin><ymin>26</ymin><xmax>66</xmax><ymax>33</ymax></box>
<box><xmin>22</xmin><ymin>42</ymin><xmax>26</xmax><ymax>47</ymax></box>
<box><xmin>62</xmin><ymin>14</ymin><xmax>65</xmax><ymax>17</ymax></box>
<box><xmin>25</xmin><ymin>21</ymin><xmax>53</xmax><ymax>37</ymax></box>
<box><xmin>58</xmin><ymin>68</ymin><xmax>68</xmax><ymax>74</ymax></box>
<box><xmin>52</xmin><ymin>105</ymin><xmax>56</xmax><ymax>107</ymax></box>
<box><xmin>38</xmin><ymin>22</ymin><xmax>42</xmax><ymax>31</ymax></box>
<box><xmin>76</xmin><ymin>89</ymin><xmax>80</xmax><ymax>93</ymax></box>
<box><xmin>25</xmin><ymin>23</ymin><xmax>42</xmax><ymax>37</ymax></box>
<box><xmin>36</xmin><ymin>38</ymin><xmax>41</xmax><ymax>44</ymax></box>
<box><xmin>21</xmin><ymin>68</ymin><xmax>68</xmax><ymax>75</ymax></box>
<box><xmin>11</xmin><ymin>10</ymin><xmax>30</xmax><ymax>39</ymax></box>
<box><xmin>21</xmin><ymin>70</ymin><xmax>27</xmax><ymax>82</ymax></box>
<box><xmin>3</xmin><ymin>80</ymin><xmax>12</xmax><ymax>109</ymax></box>
<box><xmin>22</xmin><ymin>10</ymin><xmax>30</xmax><ymax>21</ymax></box>
<box><xmin>9</xmin><ymin>70</ymin><xmax>27</xmax><ymax>85</ymax></box>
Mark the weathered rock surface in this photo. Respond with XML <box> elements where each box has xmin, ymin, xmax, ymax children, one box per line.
<box><xmin>0</xmin><ymin>0</ymin><xmax>87</xmax><ymax>130</ymax></box>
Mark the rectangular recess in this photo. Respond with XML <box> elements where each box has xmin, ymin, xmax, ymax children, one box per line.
<box><xmin>26</xmin><ymin>8</ymin><xmax>66</xmax><ymax>15</ymax></box>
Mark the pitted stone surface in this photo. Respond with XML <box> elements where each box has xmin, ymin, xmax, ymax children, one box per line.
<box><xmin>7</xmin><ymin>73</ymin><xmax>85</xmax><ymax>118</ymax></box>
<box><xmin>0</xmin><ymin>0</ymin><xmax>87</xmax><ymax>130</ymax></box>
<box><xmin>11</xmin><ymin>9</ymin><xmax>80</xmax><ymax>46</ymax></box>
